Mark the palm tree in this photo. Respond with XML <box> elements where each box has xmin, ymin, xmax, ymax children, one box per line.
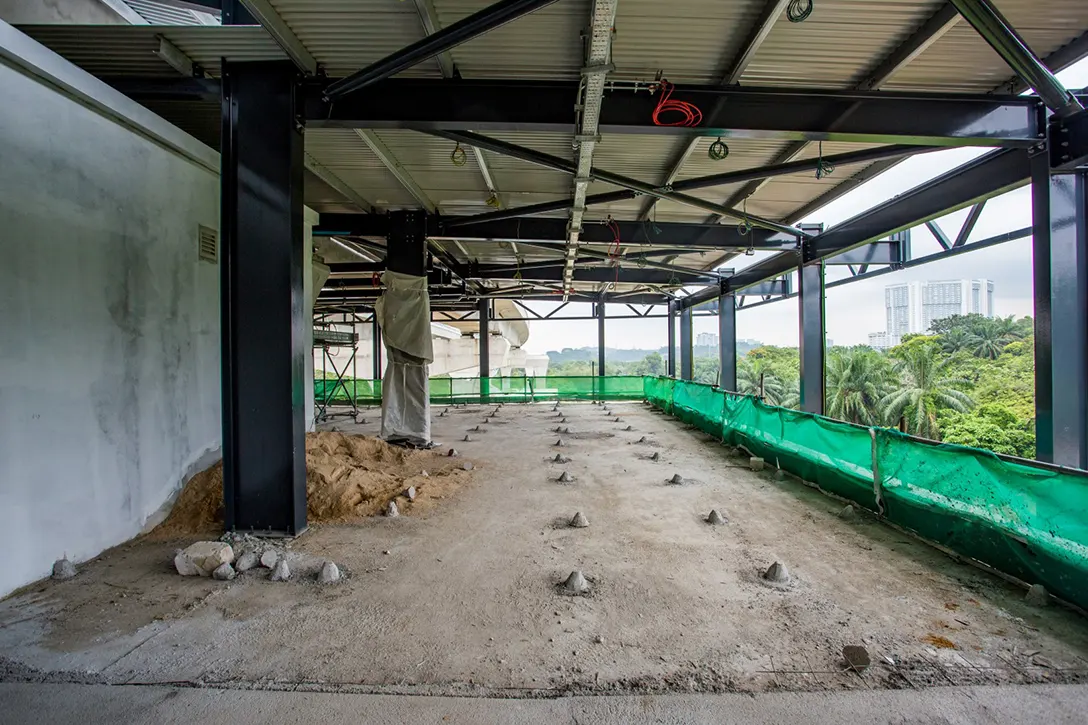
<box><xmin>779</xmin><ymin>378</ymin><xmax>800</xmax><ymax>410</ymax></box>
<box><xmin>967</xmin><ymin>325</ymin><xmax>1004</xmax><ymax>360</ymax></box>
<box><xmin>991</xmin><ymin>315</ymin><xmax>1025</xmax><ymax>343</ymax></box>
<box><xmin>881</xmin><ymin>345</ymin><xmax>974</xmax><ymax>439</ymax></box>
<box><xmin>737</xmin><ymin>359</ymin><xmax>784</xmax><ymax>404</ymax></box>
<box><xmin>825</xmin><ymin>348</ymin><xmax>893</xmax><ymax>425</ymax></box>
<box><xmin>940</xmin><ymin>327</ymin><xmax>972</xmax><ymax>355</ymax></box>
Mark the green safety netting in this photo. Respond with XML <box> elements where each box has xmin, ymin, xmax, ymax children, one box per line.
<box><xmin>314</xmin><ymin>375</ymin><xmax>645</xmax><ymax>406</ymax></box>
<box><xmin>644</xmin><ymin>375</ymin><xmax>1088</xmax><ymax>610</ymax></box>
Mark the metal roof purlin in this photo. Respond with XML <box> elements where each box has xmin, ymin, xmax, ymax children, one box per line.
<box><xmin>238</xmin><ymin>0</ymin><xmax>317</xmax><ymax>74</ymax></box>
<box><xmin>353</xmin><ymin>130</ymin><xmax>435</xmax><ymax>212</ymax></box>
<box><xmin>324</xmin><ymin>0</ymin><xmax>562</xmax><ymax>100</ymax></box>
<box><xmin>304</xmin><ymin>153</ymin><xmax>375</xmax><ymax>212</ymax></box>
<box><xmin>638</xmin><ymin>0</ymin><xmax>791</xmax><ymax>221</ymax></box>
<box><xmin>410</xmin><ymin>0</ymin><xmax>457</xmax><ymax>79</ymax></box>
<box><xmin>566</xmin><ymin>0</ymin><xmax>618</xmax><ymax>299</ymax></box>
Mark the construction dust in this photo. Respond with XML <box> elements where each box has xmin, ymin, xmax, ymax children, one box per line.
<box><xmin>151</xmin><ymin>432</ymin><xmax>477</xmax><ymax>536</ymax></box>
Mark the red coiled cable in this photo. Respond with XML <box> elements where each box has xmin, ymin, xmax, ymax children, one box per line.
<box><xmin>652</xmin><ymin>80</ymin><xmax>703</xmax><ymax>127</ymax></box>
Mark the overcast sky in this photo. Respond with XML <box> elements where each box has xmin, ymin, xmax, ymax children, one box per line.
<box><xmin>520</xmin><ymin>59</ymin><xmax>1088</xmax><ymax>355</ymax></box>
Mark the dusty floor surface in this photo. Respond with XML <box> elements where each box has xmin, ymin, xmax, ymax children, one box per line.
<box><xmin>3</xmin><ymin>401</ymin><xmax>1088</xmax><ymax>698</ymax></box>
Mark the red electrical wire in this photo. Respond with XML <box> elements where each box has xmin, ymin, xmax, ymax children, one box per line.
<box><xmin>651</xmin><ymin>80</ymin><xmax>703</xmax><ymax>127</ymax></box>
<box><xmin>371</xmin><ymin>272</ymin><xmax>381</xmax><ymax>287</ymax></box>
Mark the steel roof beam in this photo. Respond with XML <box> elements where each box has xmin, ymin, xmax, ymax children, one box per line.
<box><xmin>324</xmin><ymin>0</ymin><xmax>561</xmax><ymax>99</ymax></box>
<box><xmin>679</xmin><ymin>146</ymin><xmax>1031</xmax><ymax>309</ymax></box>
<box><xmin>784</xmin><ymin>43</ymin><xmax>1088</xmax><ymax>225</ymax></box>
<box><xmin>239</xmin><ymin>0</ymin><xmax>317</xmax><ymax>75</ymax></box>
<box><xmin>410</xmin><ymin>0</ymin><xmax>458</xmax><ymax>79</ymax></box>
<box><xmin>441</xmin><ymin>143</ymin><xmax>930</xmax><ymax>227</ymax></box>
<box><xmin>307</xmin><ymin>80</ymin><xmax>1043</xmax><ymax>147</ymax></box>
<box><xmin>470</xmin><ymin>265</ymin><xmax>711</xmax><ymax>285</ymax></box>
<box><xmin>639</xmin><ymin>0</ymin><xmax>791</xmax><ymax>219</ymax></box>
<box><xmin>720</xmin><ymin>3</ymin><xmax>964</xmax><ymax>215</ymax></box>
<box><xmin>313</xmin><ymin>214</ymin><xmax>798</xmax><ymax>250</ymax></box>
<box><xmin>426</xmin><ymin>130</ymin><xmax>804</xmax><ymax>237</ymax></box>
<box><xmin>950</xmin><ymin>0</ymin><xmax>1083</xmax><ymax>117</ymax></box>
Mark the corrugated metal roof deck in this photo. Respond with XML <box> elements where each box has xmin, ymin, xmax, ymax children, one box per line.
<box><xmin>14</xmin><ymin>0</ymin><xmax>1088</xmax><ymax>282</ymax></box>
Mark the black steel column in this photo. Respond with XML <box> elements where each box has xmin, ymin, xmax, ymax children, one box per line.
<box><xmin>478</xmin><ymin>297</ymin><xmax>490</xmax><ymax>400</ymax></box>
<box><xmin>386</xmin><ymin>210</ymin><xmax>427</xmax><ymax>276</ymax></box>
<box><xmin>679</xmin><ymin>306</ymin><xmax>693</xmax><ymax>381</ymax></box>
<box><xmin>666</xmin><ymin>302</ymin><xmax>676</xmax><ymax>377</ymax></box>
<box><xmin>799</xmin><ymin>261</ymin><xmax>826</xmax><ymax>415</ymax></box>
<box><xmin>596</xmin><ymin>299</ymin><xmax>606</xmax><ymax>376</ymax></box>
<box><xmin>1031</xmin><ymin>151</ymin><xmax>1054</xmax><ymax>462</ymax></box>
<box><xmin>1033</xmin><ymin>150</ymin><xmax>1088</xmax><ymax>467</ymax></box>
<box><xmin>220</xmin><ymin>61</ymin><xmax>306</xmax><ymax>534</ymax></box>
<box><xmin>719</xmin><ymin>285</ymin><xmax>737</xmax><ymax>391</ymax></box>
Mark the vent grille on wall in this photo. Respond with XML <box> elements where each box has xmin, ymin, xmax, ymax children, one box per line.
<box><xmin>198</xmin><ymin>225</ymin><xmax>218</xmax><ymax>263</ymax></box>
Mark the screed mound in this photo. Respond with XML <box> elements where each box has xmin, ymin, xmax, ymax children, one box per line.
<box><xmin>152</xmin><ymin>433</ymin><xmax>476</xmax><ymax>536</ymax></box>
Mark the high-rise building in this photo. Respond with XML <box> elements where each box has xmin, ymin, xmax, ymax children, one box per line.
<box><xmin>695</xmin><ymin>332</ymin><xmax>718</xmax><ymax>348</ymax></box>
<box><xmin>868</xmin><ymin>332</ymin><xmax>891</xmax><ymax>351</ymax></box>
<box><xmin>882</xmin><ymin>279</ymin><xmax>994</xmax><ymax>346</ymax></box>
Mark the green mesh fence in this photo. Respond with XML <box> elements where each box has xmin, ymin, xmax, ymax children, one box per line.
<box><xmin>644</xmin><ymin>376</ymin><xmax>1088</xmax><ymax>611</ymax></box>
<box><xmin>314</xmin><ymin>375</ymin><xmax>645</xmax><ymax>406</ymax></box>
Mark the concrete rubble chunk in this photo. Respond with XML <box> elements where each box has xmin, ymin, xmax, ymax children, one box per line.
<box><xmin>843</xmin><ymin>645</ymin><xmax>871</xmax><ymax>673</ymax></box>
<box><xmin>319</xmin><ymin>561</ymin><xmax>341</xmax><ymax>585</ymax></box>
<box><xmin>447</xmin><ymin>448</ymin><xmax>459</xmax><ymax>457</ymax></box>
<box><xmin>623</xmin><ymin>425</ymin><xmax>634</xmax><ymax>431</ymax></box>
<box><xmin>560</xmin><ymin>427</ymin><xmax>570</xmax><ymax>434</ymax></box>
<box><xmin>404</xmin><ymin>486</ymin><xmax>417</xmax><ymax>501</ymax></box>
<box><xmin>558</xmin><ymin>471</ymin><xmax>574</xmax><ymax>483</ymax></box>
<box><xmin>554</xmin><ymin>438</ymin><xmax>566</xmax><ymax>447</ymax></box>
<box><xmin>421</xmin><ymin>470</ymin><xmax>429</xmax><ymax>477</ymax></box>
<box><xmin>561</xmin><ymin>570</ymin><xmax>590</xmax><ymax>595</ymax></box>
<box><xmin>212</xmin><ymin>563</ymin><xmax>236</xmax><ymax>581</ymax></box>
<box><xmin>637</xmin><ymin>436</ymin><xmax>648</xmax><ymax>443</ymax></box>
<box><xmin>838</xmin><ymin>504</ymin><xmax>856</xmax><ymax>520</ymax></box>
<box><xmin>438</xmin><ymin>411</ymin><xmax>445</xmax><ymax>417</ymax></box>
<box><xmin>260</xmin><ymin>550</ymin><xmax>280</xmax><ymax>569</ymax></box>
<box><xmin>706</xmin><ymin>509</ymin><xmax>726</xmax><ymax>525</ymax></box>
<box><xmin>175</xmin><ymin>541</ymin><xmax>234</xmax><ymax>577</ymax></box>
<box><xmin>560</xmin><ymin>418</ymin><xmax>568</xmax><ymax>423</ymax></box>
<box><xmin>749</xmin><ymin>457</ymin><xmax>765</xmax><ymax>472</ymax></box>
<box><xmin>471</xmin><ymin>426</ymin><xmax>481</xmax><ymax>432</ymax></box>
<box><xmin>650</xmin><ymin>452</ymin><xmax>661</xmax><ymax>462</ymax></box>
<box><xmin>614</xmin><ymin>417</ymin><xmax>622</xmax><ymax>423</ymax></box>
<box><xmin>1025</xmin><ymin>583</ymin><xmax>1049</xmax><ymax>606</ymax></box>
<box><xmin>386</xmin><ymin>500</ymin><xmax>400</xmax><ymax>517</ymax></box>
<box><xmin>774</xmin><ymin>469</ymin><xmax>786</xmax><ymax>480</ymax></box>
<box><xmin>762</xmin><ymin>561</ymin><xmax>790</xmax><ymax>584</ymax></box>
<box><xmin>270</xmin><ymin>559</ymin><xmax>291</xmax><ymax>582</ymax></box>
<box><xmin>569</xmin><ymin>511</ymin><xmax>589</xmax><ymax>528</ymax></box>
<box><xmin>463</xmin><ymin>461</ymin><xmax>474</xmax><ymax>471</ymax></box>
<box><xmin>668</xmin><ymin>473</ymin><xmax>685</xmax><ymax>485</ymax></box>
<box><xmin>51</xmin><ymin>558</ymin><xmax>77</xmax><ymax>580</ymax></box>
<box><xmin>235</xmin><ymin>552</ymin><xmax>259</xmax><ymax>572</ymax></box>
<box><xmin>552</xmin><ymin>453</ymin><xmax>569</xmax><ymax>463</ymax></box>
<box><xmin>463</xmin><ymin>435</ymin><xmax>472</xmax><ymax>442</ymax></box>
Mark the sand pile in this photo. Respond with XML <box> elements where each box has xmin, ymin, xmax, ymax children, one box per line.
<box><xmin>153</xmin><ymin>432</ymin><xmax>476</xmax><ymax>536</ymax></box>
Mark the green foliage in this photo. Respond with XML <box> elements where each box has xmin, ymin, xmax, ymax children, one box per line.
<box><xmin>942</xmin><ymin>403</ymin><xmax>1035</xmax><ymax>458</ymax></box>
<box><xmin>825</xmin><ymin>347</ymin><xmax>895</xmax><ymax>425</ymax></box>
<box><xmin>882</xmin><ymin>344</ymin><xmax>974</xmax><ymax>439</ymax></box>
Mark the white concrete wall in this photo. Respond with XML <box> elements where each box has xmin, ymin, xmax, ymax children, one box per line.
<box><xmin>0</xmin><ymin>47</ymin><xmax>221</xmax><ymax>595</ymax></box>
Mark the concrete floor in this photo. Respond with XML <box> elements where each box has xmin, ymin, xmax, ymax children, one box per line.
<box><xmin>2</xmin><ymin>401</ymin><xmax>1088</xmax><ymax>717</ymax></box>
<box><xmin>4</xmin><ymin>682</ymin><xmax>1088</xmax><ymax>724</ymax></box>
